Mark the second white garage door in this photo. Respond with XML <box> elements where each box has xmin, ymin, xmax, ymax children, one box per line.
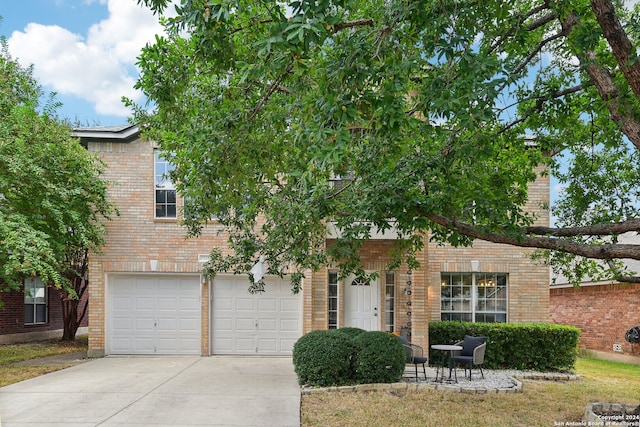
<box><xmin>108</xmin><ymin>275</ymin><xmax>201</xmax><ymax>355</ymax></box>
<box><xmin>211</xmin><ymin>276</ymin><xmax>302</xmax><ymax>355</ymax></box>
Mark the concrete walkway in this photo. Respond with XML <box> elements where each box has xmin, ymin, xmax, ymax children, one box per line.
<box><xmin>0</xmin><ymin>356</ymin><xmax>300</xmax><ymax>427</ymax></box>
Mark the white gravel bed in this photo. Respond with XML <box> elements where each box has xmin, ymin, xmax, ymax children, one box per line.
<box><xmin>403</xmin><ymin>366</ymin><xmax>577</xmax><ymax>389</ymax></box>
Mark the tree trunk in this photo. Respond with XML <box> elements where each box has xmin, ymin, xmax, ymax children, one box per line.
<box><xmin>60</xmin><ymin>248</ymin><xmax>90</xmax><ymax>341</ymax></box>
<box><xmin>61</xmin><ymin>297</ymin><xmax>81</xmax><ymax>341</ymax></box>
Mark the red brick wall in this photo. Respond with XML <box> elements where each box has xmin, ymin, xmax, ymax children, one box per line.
<box><xmin>0</xmin><ymin>286</ymin><xmax>88</xmax><ymax>338</ymax></box>
<box><xmin>550</xmin><ymin>283</ymin><xmax>640</xmax><ymax>357</ymax></box>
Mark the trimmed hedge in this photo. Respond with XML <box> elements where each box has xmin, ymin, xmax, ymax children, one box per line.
<box><xmin>293</xmin><ymin>328</ymin><xmax>405</xmax><ymax>386</ymax></box>
<box><xmin>292</xmin><ymin>330</ymin><xmax>357</xmax><ymax>387</ymax></box>
<box><xmin>429</xmin><ymin>321</ymin><xmax>580</xmax><ymax>372</ymax></box>
<box><xmin>353</xmin><ymin>331</ymin><xmax>406</xmax><ymax>384</ymax></box>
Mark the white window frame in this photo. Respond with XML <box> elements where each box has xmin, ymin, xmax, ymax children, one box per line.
<box><xmin>328</xmin><ymin>271</ymin><xmax>339</xmax><ymax>329</ymax></box>
<box><xmin>440</xmin><ymin>272</ymin><xmax>508</xmax><ymax>323</ymax></box>
<box><xmin>24</xmin><ymin>276</ymin><xmax>48</xmax><ymax>324</ymax></box>
<box><xmin>154</xmin><ymin>150</ymin><xmax>177</xmax><ymax>218</ymax></box>
<box><xmin>385</xmin><ymin>271</ymin><xmax>396</xmax><ymax>333</ymax></box>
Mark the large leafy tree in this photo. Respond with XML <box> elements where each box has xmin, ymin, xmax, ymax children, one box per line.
<box><xmin>0</xmin><ymin>36</ymin><xmax>116</xmax><ymax>339</ymax></box>
<box><xmin>131</xmin><ymin>0</ymin><xmax>640</xmax><ymax>289</ymax></box>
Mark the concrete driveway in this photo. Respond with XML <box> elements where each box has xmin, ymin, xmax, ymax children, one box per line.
<box><xmin>0</xmin><ymin>356</ymin><xmax>300</xmax><ymax>427</ymax></box>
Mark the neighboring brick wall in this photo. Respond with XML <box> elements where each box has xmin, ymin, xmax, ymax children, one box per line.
<box><xmin>550</xmin><ymin>283</ymin><xmax>640</xmax><ymax>357</ymax></box>
<box><xmin>0</xmin><ymin>286</ymin><xmax>88</xmax><ymax>342</ymax></box>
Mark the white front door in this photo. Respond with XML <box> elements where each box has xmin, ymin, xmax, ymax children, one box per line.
<box><xmin>344</xmin><ymin>274</ymin><xmax>379</xmax><ymax>330</ymax></box>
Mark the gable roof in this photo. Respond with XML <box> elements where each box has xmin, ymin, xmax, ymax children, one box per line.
<box><xmin>72</xmin><ymin>125</ymin><xmax>140</xmax><ymax>144</ymax></box>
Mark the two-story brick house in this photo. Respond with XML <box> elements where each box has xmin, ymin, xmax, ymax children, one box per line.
<box><xmin>75</xmin><ymin>125</ymin><xmax>550</xmax><ymax>358</ymax></box>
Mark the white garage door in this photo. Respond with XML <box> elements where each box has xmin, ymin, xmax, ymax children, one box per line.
<box><xmin>211</xmin><ymin>277</ymin><xmax>301</xmax><ymax>355</ymax></box>
<box><xmin>108</xmin><ymin>275</ymin><xmax>201</xmax><ymax>355</ymax></box>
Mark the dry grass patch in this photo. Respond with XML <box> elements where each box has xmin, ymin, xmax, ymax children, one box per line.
<box><xmin>301</xmin><ymin>358</ymin><xmax>640</xmax><ymax>427</ymax></box>
<box><xmin>0</xmin><ymin>336</ymin><xmax>88</xmax><ymax>387</ymax></box>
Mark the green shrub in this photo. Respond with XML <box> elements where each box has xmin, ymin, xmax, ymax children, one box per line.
<box><xmin>292</xmin><ymin>330</ymin><xmax>357</xmax><ymax>386</ymax></box>
<box><xmin>429</xmin><ymin>321</ymin><xmax>580</xmax><ymax>371</ymax></box>
<box><xmin>352</xmin><ymin>331</ymin><xmax>406</xmax><ymax>384</ymax></box>
<box><xmin>334</xmin><ymin>327</ymin><xmax>366</xmax><ymax>340</ymax></box>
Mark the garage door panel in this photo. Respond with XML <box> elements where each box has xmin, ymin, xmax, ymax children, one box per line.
<box><xmin>215</xmin><ymin>318</ymin><xmax>233</xmax><ymax>331</ymax></box>
<box><xmin>236</xmin><ymin>298</ymin><xmax>255</xmax><ymax>311</ymax></box>
<box><xmin>281</xmin><ymin>299</ymin><xmax>300</xmax><ymax>312</ymax></box>
<box><xmin>136</xmin><ymin>280</ymin><xmax>157</xmax><ymax>292</ymax></box>
<box><xmin>157</xmin><ymin>298</ymin><xmax>177</xmax><ymax>310</ymax></box>
<box><xmin>108</xmin><ymin>275</ymin><xmax>200</xmax><ymax>355</ymax></box>
<box><xmin>135</xmin><ymin>297</ymin><xmax>155</xmax><ymax>310</ymax></box>
<box><xmin>156</xmin><ymin>338</ymin><xmax>178</xmax><ymax>352</ymax></box>
<box><xmin>134</xmin><ymin>338</ymin><xmax>155</xmax><ymax>353</ymax></box>
<box><xmin>258</xmin><ymin>299</ymin><xmax>277</xmax><ymax>312</ymax></box>
<box><xmin>179</xmin><ymin>318</ymin><xmax>200</xmax><ymax>331</ymax></box>
<box><xmin>279</xmin><ymin>339</ymin><xmax>296</xmax><ymax>352</ymax></box>
<box><xmin>213</xmin><ymin>338</ymin><xmax>233</xmax><ymax>353</ymax></box>
<box><xmin>280</xmin><ymin>319</ymin><xmax>300</xmax><ymax>332</ymax></box>
<box><xmin>235</xmin><ymin>338</ymin><xmax>257</xmax><ymax>352</ymax></box>
<box><xmin>236</xmin><ymin>318</ymin><xmax>255</xmax><ymax>332</ymax></box>
<box><xmin>180</xmin><ymin>297</ymin><xmax>200</xmax><ymax>310</ymax></box>
<box><xmin>259</xmin><ymin>319</ymin><xmax>277</xmax><ymax>332</ymax></box>
<box><xmin>156</xmin><ymin>318</ymin><xmax>178</xmax><ymax>331</ymax></box>
<box><xmin>112</xmin><ymin>318</ymin><xmax>132</xmax><ymax>330</ymax></box>
<box><xmin>135</xmin><ymin>318</ymin><xmax>155</xmax><ymax>331</ymax></box>
<box><xmin>214</xmin><ymin>297</ymin><xmax>233</xmax><ymax>311</ymax></box>
<box><xmin>212</xmin><ymin>277</ymin><xmax>301</xmax><ymax>355</ymax></box>
<box><xmin>113</xmin><ymin>297</ymin><xmax>133</xmax><ymax>310</ymax></box>
<box><xmin>257</xmin><ymin>339</ymin><xmax>277</xmax><ymax>352</ymax></box>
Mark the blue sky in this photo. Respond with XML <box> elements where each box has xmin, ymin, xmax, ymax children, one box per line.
<box><xmin>1</xmin><ymin>0</ymin><xmax>167</xmax><ymax>126</ymax></box>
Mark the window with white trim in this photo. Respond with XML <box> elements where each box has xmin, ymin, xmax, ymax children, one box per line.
<box><xmin>440</xmin><ymin>272</ymin><xmax>507</xmax><ymax>323</ymax></box>
<box><xmin>328</xmin><ymin>271</ymin><xmax>339</xmax><ymax>329</ymax></box>
<box><xmin>24</xmin><ymin>276</ymin><xmax>48</xmax><ymax>324</ymax></box>
<box><xmin>154</xmin><ymin>150</ymin><xmax>176</xmax><ymax>218</ymax></box>
<box><xmin>384</xmin><ymin>272</ymin><xmax>395</xmax><ymax>332</ymax></box>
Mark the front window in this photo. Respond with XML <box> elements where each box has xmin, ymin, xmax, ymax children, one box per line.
<box><xmin>440</xmin><ymin>273</ymin><xmax>507</xmax><ymax>322</ymax></box>
<box><xmin>24</xmin><ymin>276</ymin><xmax>48</xmax><ymax>324</ymax></box>
<box><xmin>385</xmin><ymin>272</ymin><xmax>395</xmax><ymax>332</ymax></box>
<box><xmin>154</xmin><ymin>150</ymin><xmax>176</xmax><ymax>218</ymax></box>
<box><xmin>328</xmin><ymin>272</ymin><xmax>339</xmax><ymax>329</ymax></box>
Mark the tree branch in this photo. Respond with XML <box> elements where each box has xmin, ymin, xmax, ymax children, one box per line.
<box><xmin>333</xmin><ymin>19</ymin><xmax>374</xmax><ymax>33</ymax></box>
<box><xmin>488</xmin><ymin>3</ymin><xmax>552</xmax><ymax>55</ymax></box>
<box><xmin>562</xmin><ymin>10</ymin><xmax>640</xmax><ymax>149</ymax></box>
<box><xmin>500</xmin><ymin>84</ymin><xmax>586</xmax><ymax>133</ymax></box>
<box><xmin>525</xmin><ymin>218</ymin><xmax>640</xmax><ymax>237</ymax></box>
<box><xmin>426</xmin><ymin>213</ymin><xmax>640</xmax><ymax>260</ymax></box>
<box><xmin>513</xmin><ymin>32</ymin><xmax>564</xmax><ymax>76</ymax></box>
<box><xmin>248</xmin><ymin>63</ymin><xmax>294</xmax><ymax>121</ymax></box>
<box><xmin>590</xmin><ymin>0</ymin><xmax>640</xmax><ymax>99</ymax></box>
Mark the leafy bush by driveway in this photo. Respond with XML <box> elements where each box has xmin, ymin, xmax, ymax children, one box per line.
<box><xmin>293</xmin><ymin>328</ymin><xmax>405</xmax><ymax>387</ymax></box>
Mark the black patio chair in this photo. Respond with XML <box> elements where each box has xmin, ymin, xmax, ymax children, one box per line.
<box><xmin>398</xmin><ymin>334</ymin><xmax>428</xmax><ymax>381</ymax></box>
<box><xmin>450</xmin><ymin>335</ymin><xmax>487</xmax><ymax>380</ymax></box>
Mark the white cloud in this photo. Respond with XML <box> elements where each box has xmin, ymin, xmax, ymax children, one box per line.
<box><xmin>7</xmin><ymin>0</ymin><xmax>164</xmax><ymax>118</ymax></box>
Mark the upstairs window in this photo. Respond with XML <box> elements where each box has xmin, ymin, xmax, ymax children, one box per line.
<box><xmin>24</xmin><ymin>276</ymin><xmax>47</xmax><ymax>324</ymax></box>
<box><xmin>154</xmin><ymin>150</ymin><xmax>176</xmax><ymax>218</ymax></box>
